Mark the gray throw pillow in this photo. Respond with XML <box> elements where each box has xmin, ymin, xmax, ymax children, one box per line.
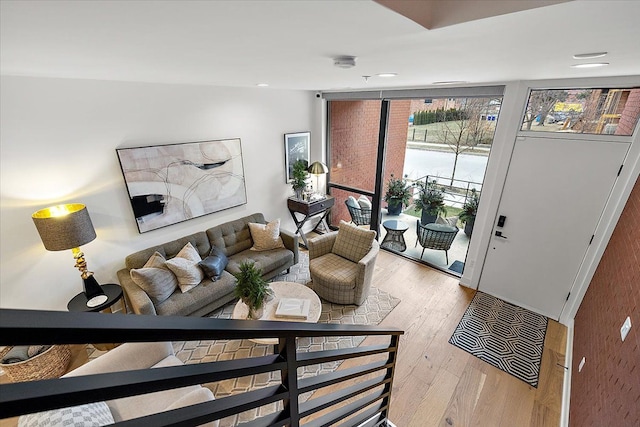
<box><xmin>198</xmin><ymin>246</ymin><xmax>228</xmax><ymax>281</ymax></box>
<box><xmin>130</xmin><ymin>252</ymin><xmax>179</xmax><ymax>304</ymax></box>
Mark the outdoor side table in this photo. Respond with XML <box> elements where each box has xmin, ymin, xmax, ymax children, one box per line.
<box><xmin>381</xmin><ymin>220</ymin><xmax>410</xmax><ymax>252</ymax></box>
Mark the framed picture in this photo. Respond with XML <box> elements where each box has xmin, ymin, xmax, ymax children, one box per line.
<box><xmin>284</xmin><ymin>131</ymin><xmax>310</xmax><ymax>183</ymax></box>
<box><xmin>116</xmin><ymin>138</ymin><xmax>247</xmax><ymax>233</ymax></box>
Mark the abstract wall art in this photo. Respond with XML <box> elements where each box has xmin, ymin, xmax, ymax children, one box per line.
<box><xmin>116</xmin><ymin>138</ymin><xmax>247</xmax><ymax>233</ymax></box>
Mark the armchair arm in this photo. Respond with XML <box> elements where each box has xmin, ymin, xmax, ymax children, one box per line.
<box><xmin>308</xmin><ymin>232</ymin><xmax>338</xmax><ymax>260</ymax></box>
<box><xmin>354</xmin><ymin>240</ymin><xmax>380</xmax><ymax>305</ymax></box>
<box><xmin>279</xmin><ymin>228</ymin><xmax>299</xmax><ymax>265</ymax></box>
<box><xmin>63</xmin><ymin>342</ymin><xmax>174</xmax><ymax>377</ymax></box>
<box><xmin>117</xmin><ymin>269</ymin><xmax>157</xmax><ymax>316</ymax></box>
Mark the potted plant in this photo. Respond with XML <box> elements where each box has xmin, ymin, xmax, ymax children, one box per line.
<box><xmin>233</xmin><ymin>261</ymin><xmax>272</xmax><ymax>319</ymax></box>
<box><xmin>413</xmin><ymin>179</ymin><xmax>447</xmax><ymax>224</ymax></box>
<box><xmin>291</xmin><ymin>159</ymin><xmax>308</xmax><ymax>200</ymax></box>
<box><xmin>458</xmin><ymin>189</ymin><xmax>480</xmax><ymax>237</ymax></box>
<box><xmin>384</xmin><ymin>174</ymin><xmax>412</xmax><ymax>216</ymax></box>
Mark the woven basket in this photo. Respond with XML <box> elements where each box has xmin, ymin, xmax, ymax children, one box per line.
<box><xmin>0</xmin><ymin>345</ymin><xmax>71</xmax><ymax>382</ymax></box>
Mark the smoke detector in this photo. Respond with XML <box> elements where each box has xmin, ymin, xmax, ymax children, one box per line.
<box><xmin>333</xmin><ymin>56</ymin><xmax>356</xmax><ymax>69</ymax></box>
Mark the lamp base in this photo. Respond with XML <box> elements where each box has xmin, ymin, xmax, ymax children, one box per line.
<box><xmin>83</xmin><ymin>275</ymin><xmax>105</xmax><ymax>299</ymax></box>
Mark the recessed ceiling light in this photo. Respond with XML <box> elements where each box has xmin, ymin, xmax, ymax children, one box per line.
<box><xmin>376</xmin><ymin>73</ymin><xmax>397</xmax><ymax>77</ymax></box>
<box><xmin>432</xmin><ymin>80</ymin><xmax>469</xmax><ymax>85</ymax></box>
<box><xmin>571</xmin><ymin>63</ymin><xmax>609</xmax><ymax>68</ymax></box>
<box><xmin>573</xmin><ymin>52</ymin><xmax>608</xmax><ymax>59</ymax></box>
<box><xmin>256</xmin><ymin>83</ymin><xmax>269</xmax><ymax>87</ymax></box>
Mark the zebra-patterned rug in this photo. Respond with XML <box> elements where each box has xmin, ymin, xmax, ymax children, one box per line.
<box><xmin>448</xmin><ymin>291</ymin><xmax>548</xmax><ymax>387</ymax></box>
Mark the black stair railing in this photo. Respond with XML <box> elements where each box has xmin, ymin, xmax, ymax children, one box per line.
<box><xmin>0</xmin><ymin>309</ymin><xmax>403</xmax><ymax>427</ymax></box>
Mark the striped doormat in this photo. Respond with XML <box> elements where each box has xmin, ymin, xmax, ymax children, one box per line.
<box><xmin>448</xmin><ymin>291</ymin><xmax>548</xmax><ymax>387</ymax></box>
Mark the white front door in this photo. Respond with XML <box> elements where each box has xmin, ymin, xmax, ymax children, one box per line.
<box><xmin>479</xmin><ymin>135</ymin><xmax>629</xmax><ymax>319</ymax></box>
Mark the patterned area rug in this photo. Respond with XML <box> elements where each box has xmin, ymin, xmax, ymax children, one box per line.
<box><xmin>448</xmin><ymin>291</ymin><xmax>548</xmax><ymax>388</ymax></box>
<box><xmin>172</xmin><ymin>252</ymin><xmax>400</xmax><ymax>426</ymax></box>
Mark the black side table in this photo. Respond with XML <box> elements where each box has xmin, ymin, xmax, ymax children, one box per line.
<box><xmin>381</xmin><ymin>220</ymin><xmax>410</xmax><ymax>252</ymax></box>
<box><xmin>67</xmin><ymin>283</ymin><xmax>123</xmax><ymax>313</ymax></box>
<box><xmin>287</xmin><ymin>195</ymin><xmax>335</xmax><ymax>248</ymax></box>
<box><xmin>67</xmin><ymin>284</ymin><xmax>124</xmax><ymax>351</ymax></box>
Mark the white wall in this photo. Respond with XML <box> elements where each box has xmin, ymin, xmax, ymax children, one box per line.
<box><xmin>0</xmin><ymin>76</ymin><xmax>318</xmax><ymax>311</ymax></box>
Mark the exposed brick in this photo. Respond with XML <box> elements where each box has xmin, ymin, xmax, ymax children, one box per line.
<box><xmin>570</xmin><ymin>176</ymin><xmax>640</xmax><ymax>427</ymax></box>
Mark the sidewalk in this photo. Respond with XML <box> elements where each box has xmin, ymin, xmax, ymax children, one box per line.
<box><xmin>406</xmin><ymin>140</ymin><xmax>490</xmax><ymax>156</ymax></box>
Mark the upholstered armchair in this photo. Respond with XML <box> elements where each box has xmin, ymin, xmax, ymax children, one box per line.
<box><xmin>308</xmin><ymin>221</ymin><xmax>379</xmax><ymax>305</ymax></box>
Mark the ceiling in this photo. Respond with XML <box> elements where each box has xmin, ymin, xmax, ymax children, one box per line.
<box><xmin>1</xmin><ymin>0</ymin><xmax>639</xmax><ymax>91</ymax></box>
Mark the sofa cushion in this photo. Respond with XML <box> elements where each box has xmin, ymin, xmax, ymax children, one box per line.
<box><xmin>333</xmin><ymin>221</ymin><xmax>376</xmax><ymax>263</ymax></box>
<box><xmin>206</xmin><ymin>213</ymin><xmax>266</xmax><ymax>257</ymax></box>
<box><xmin>198</xmin><ymin>246</ymin><xmax>228</xmax><ymax>281</ymax></box>
<box><xmin>125</xmin><ymin>232</ymin><xmax>210</xmax><ymax>270</ymax></box>
<box><xmin>18</xmin><ymin>401</ymin><xmax>114</xmax><ymax>427</ymax></box>
<box><xmin>130</xmin><ymin>252</ymin><xmax>179</xmax><ymax>304</ymax></box>
<box><xmin>249</xmin><ymin>219</ymin><xmax>285</xmax><ymax>251</ymax></box>
<box><xmin>309</xmin><ymin>252</ymin><xmax>358</xmax><ymax>289</ymax></box>
<box><xmin>226</xmin><ymin>247</ymin><xmax>293</xmax><ymax>277</ymax></box>
<box><xmin>165</xmin><ymin>242</ymin><xmax>205</xmax><ymax>293</ymax></box>
<box><xmin>155</xmin><ymin>271</ymin><xmax>236</xmax><ymax>317</ymax></box>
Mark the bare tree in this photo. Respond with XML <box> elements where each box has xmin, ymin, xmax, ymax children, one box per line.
<box><xmin>522</xmin><ymin>90</ymin><xmax>568</xmax><ymax>130</ymax></box>
<box><xmin>438</xmin><ymin>98</ymin><xmax>498</xmax><ymax>186</ymax></box>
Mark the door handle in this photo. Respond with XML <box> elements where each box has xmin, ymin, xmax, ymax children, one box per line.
<box><xmin>495</xmin><ymin>231</ymin><xmax>508</xmax><ymax>239</ymax></box>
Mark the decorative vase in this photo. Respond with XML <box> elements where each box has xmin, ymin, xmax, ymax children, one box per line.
<box><xmin>294</xmin><ymin>188</ymin><xmax>304</xmax><ymax>200</ymax></box>
<box><xmin>421</xmin><ymin>211</ymin><xmax>437</xmax><ymax>225</ymax></box>
<box><xmin>464</xmin><ymin>219</ymin><xmax>475</xmax><ymax>237</ymax></box>
<box><xmin>387</xmin><ymin>200</ymin><xmax>402</xmax><ymax>216</ymax></box>
<box><xmin>248</xmin><ymin>306</ymin><xmax>264</xmax><ymax>320</ymax></box>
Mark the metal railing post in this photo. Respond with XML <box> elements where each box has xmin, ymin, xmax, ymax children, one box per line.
<box><xmin>280</xmin><ymin>336</ymin><xmax>300</xmax><ymax>427</ymax></box>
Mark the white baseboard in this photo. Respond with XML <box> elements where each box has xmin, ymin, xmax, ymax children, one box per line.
<box><xmin>560</xmin><ymin>319</ymin><xmax>574</xmax><ymax>427</ymax></box>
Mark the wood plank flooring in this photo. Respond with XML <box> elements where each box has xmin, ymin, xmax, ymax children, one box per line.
<box><xmin>304</xmin><ymin>250</ymin><xmax>567</xmax><ymax>427</ymax></box>
<box><xmin>0</xmin><ymin>250</ymin><xmax>566</xmax><ymax>427</ymax></box>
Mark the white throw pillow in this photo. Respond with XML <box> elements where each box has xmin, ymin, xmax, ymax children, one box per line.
<box><xmin>18</xmin><ymin>401</ymin><xmax>114</xmax><ymax>427</ymax></box>
<box><xmin>130</xmin><ymin>252</ymin><xmax>179</xmax><ymax>303</ymax></box>
<box><xmin>249</xmin><ymin>219</ymin><xmax>285</xmax><ymax>251</ymax></box>
<box><xmin>346</xmin><ymin>196</ymin><xmax>359</xmax><ymax>209</ymax></box>
<box><xmin>357</xmin><ymin>195</ymin><xmax>372</xmax><ymax>210</ymax></box>
<box><xmin>165</xmin><ymin>242</ymin><xmax>205</xmax><ymax>292</ymax></box>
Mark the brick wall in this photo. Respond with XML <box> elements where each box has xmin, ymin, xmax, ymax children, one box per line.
<box><xmin>616</xmin><ymin>89</ymin><xmax>640</xmax><ymax>136</ymax></box>
<box><xmin>570</xmin><ymin>176</ymin><xmax>640</xmax><ymax>427</ymax></box>
<box><xmin>328</xmin><ymin>100</ymin><xmax>411</xmax><ymax>226</ymax></box>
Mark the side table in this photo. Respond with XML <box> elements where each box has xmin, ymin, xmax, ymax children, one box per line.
<box><xmin>381</xmin><ymin>220</ymin><xmax>410</xmax><ymax>252</ymax></box>
<box><xmin>287</xmin><ymin>195</ymin><xmax>335</xmax><ymax>248</ymax></box>
<box><xmin>67</xmin><ymin>284</ymin><xmax>124</xmax><ymax>351</ymax></box>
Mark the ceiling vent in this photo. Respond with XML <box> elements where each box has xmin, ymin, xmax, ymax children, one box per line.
<box><xmin>333</xmin><ymin>56</ymin><xmax>356</xmax><ymax>69</ymax></box>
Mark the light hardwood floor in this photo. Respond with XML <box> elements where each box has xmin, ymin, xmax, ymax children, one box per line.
<box><xmin>1</xmin><ymin>250</ymin><xmax>566</xmax><ymax>427</ymax></box>
<box><xmin>305</xmin><ymin>250</ymin><xmax>567</xmax><ymax>427</ymax></box>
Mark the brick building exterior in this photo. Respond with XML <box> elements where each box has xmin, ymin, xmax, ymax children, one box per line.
<box><xmin>328</xmin><ymin>100</ymin><xmax>411</xmax><ymax>226</ymax></box>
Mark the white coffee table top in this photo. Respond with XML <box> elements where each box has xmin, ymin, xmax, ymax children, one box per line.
<box><xmin>232</xmin><ymin>281</ymin><xmax>322</xmax><ymax>345</ymax></box>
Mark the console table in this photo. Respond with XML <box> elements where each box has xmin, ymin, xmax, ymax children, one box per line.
<box><xmin>287</xmin><ymin>195</ymin><xmax>334</xmax><ymax>248</ymax></box>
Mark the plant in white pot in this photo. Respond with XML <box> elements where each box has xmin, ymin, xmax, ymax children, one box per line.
<box><xmin>234</xmin><ymin>261</ymin><xmax>272</xmax><ymax>319</ymax></box>
<box><xmin>291</xmin><ymin>159</ymin><xmax>308</xmax><ymax>200</ymax></box>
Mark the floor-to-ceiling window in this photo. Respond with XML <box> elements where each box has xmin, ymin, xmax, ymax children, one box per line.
<box><xmin>326</xmin><ymin>87</ymin><xmax>504</xmax><ymax>276</ymax></box>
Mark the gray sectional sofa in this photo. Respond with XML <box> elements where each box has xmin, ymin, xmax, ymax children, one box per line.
<box><xmin>117</xmin><ymin>213</ymin><xmax>298</xmax><ymax>317</ymax></box>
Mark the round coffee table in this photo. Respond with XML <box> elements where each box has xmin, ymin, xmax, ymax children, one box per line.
<box><xmin>381</xmin><ymin>219</ymin><xmax>410</xmax><ymax>252</ymax></box>
<box><xmin>232</xmin><ymin>281</ymin><xmax>322</xmax><ymax>345</ymax></box>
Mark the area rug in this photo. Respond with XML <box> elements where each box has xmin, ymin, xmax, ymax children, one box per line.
<box><xmin>448</xmin><ymin>291</ymin><xmax>548</xmax><ymax>388</ymax></box>
<box><xmin>448</xmin><ymin>260</ymin><xmax>464</xmax><ymax>274</ymax></box>
<box><xmin>172</xmin><ymin>252</ymin><xmax>400</xmax><ymax>426</ymax></box>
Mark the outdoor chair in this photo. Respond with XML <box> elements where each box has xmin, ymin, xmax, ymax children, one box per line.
<box><xmin>415</xmin><ymin>219</ymin><xmax>458</xmax><ymax>264</ymax></box>
<box><xmin>345</xmin><ymin>200</ymin><xmax>371</xmax><ymax>226</ymax></box>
